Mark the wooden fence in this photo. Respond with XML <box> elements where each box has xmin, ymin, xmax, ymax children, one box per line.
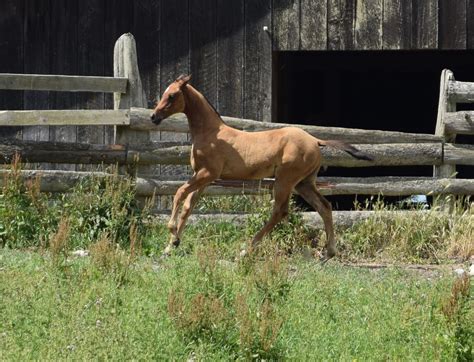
<box><xmin>1</xmin><ymin>34</ymin><xmax>474</xmax><ymax>226</ymax></box>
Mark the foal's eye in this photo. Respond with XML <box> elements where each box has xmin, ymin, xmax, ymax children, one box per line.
<box><xmin>168</xmin><ymin>93</ymin><xmax>175</xmax><ymax>101</ymax></box>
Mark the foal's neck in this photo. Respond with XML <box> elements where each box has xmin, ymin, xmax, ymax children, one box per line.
<box><xmin>182</xmin><ymin>85</ymin><xmax>224</xmax><ymax>140</ymax></box>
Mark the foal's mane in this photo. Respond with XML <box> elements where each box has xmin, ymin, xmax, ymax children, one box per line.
<box><xmin>187</xmin><ymin>83</ymin><xmax>221</xmax><ymax>119</ymax></box>
<box><xmin>201</xmin><ymin>92</ymin><xmax>222</xmax><ymax>119</ymax></box>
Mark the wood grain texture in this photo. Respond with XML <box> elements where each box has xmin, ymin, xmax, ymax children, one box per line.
<box><xmin>434</xmin><ymin>70</ymin><xmax>456</xmax><ymax>179</ymax></box>
<box><xmin>49</xmin><ymin>0</ymin><xmax>78</xmax><ymax>171</ymax></box>
<box><xmin>104</xmin><ymin>0</ymin><xmax>134</xmax><ymax>142</ymax></box>
<box><xmin>23</xmin><ymin>0</ymin><xmax>51</xmax><ymax>143</ymax></box>
<box><xmin>300</xmin><ymin>0</ymin><xmax>327</xmax><ymax>50</ymax></box>
<box><xmin>129</xmin><ymin>107</ymin><xmax>442</xmax><ymax>144</ymax></box>
<box><xmin>135</xmin><ymin>176</ymin><xmax>474</xmax><ymax>197</ymax></box>
<box><xmin>382</xmin><ymin>0</ymin><xmax>413</xmax><ymax>49</ymax></box>
<box><xmin>355</xmin><ymin>0</ymin><xmax>383</xmax><ymax>50</ymax></box>
<box><xmin>272</xmin><ymin>0</ymin><xmax>300</xmax><ymax>50</ymax></box>
<box><xmin>444</xmin><ymin>112</ymin><xmax>474</xmax><ymax>135</ymax></box>
<box><xmin>217</xmin><ymin>0</ymin><xmax>244</xmax><ymax>117</ymax></box>
<box><xmin>244</xmin><ymin>0</ymin><xmax>272</xmax><ymax>122</ymax></box>
<box><xmin>444</xmin><ymin>143</ymin><xmax>474</xmax><ymax>165</ymax></box>
<box><xmin>159</xmin><ymin>0</ymin><xmax>189</xmax><ymax>177</ymax></box>
<box><xmin>0</xmin><ymin>74</ymin><xmax>127</xmax><ymax>93</ymax></box>
<box><xmin>468</xmin><ymin>0</ymin><xmax>474</xmax><ymax>49</ymax></box>
<box><xmin>190</xmin><ymin>0</ymin><xmax>218</xmax><ymax>108</ymax></box>
<box><xmin>439</xmin><ymin>0</ymin><xmax>466</xmax><ymax>49</ymax></box>
<box><xmin>413</xmin><ymin>0</ymin><xmax>438</xmax><ymax>49</ymax></box>
<box><xmin>0</xmin><ymin>140</ymin><xmax>127</xmax><ymax>165</ymax></box>
<box><xmin>0</xmin><ymin>110</ymin><xmax>129</xmax><ymax>126</ymax></box>
<box><xmin>0</xmin><ymin>0</ymin><xmax>23</xmax><ymax>139</ymax></box>
<box><xmin>327</xmin><ymin>0</ymin><xmax>355</xmax><ymax>50</ymax></box>
<box><xmin>77</xmin><ymin>0</ymin><xmax>107</xmax><ymax>159</ymax></box>
<box><xmin>133</xmin><ymin>0</ymin><xmax>161</xmax><ymax>109</ymax></box>
<box><xmin>447</xmin><ymin>80</ymin><xmax>474</xmax><ymax>103</ymax></box>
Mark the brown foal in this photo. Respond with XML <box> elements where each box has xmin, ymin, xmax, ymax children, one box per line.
<box><xmin>151</xmin><ymin>75</ymin><xmax>372</xmax><ymax>260</ymax></box>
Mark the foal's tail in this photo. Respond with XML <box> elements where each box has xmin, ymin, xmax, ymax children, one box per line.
<box><xmin>318</xmin><ymin>140</ymin><xmax>374</xmax><ymax>161</ymax></box>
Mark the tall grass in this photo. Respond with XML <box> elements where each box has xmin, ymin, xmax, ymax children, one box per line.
<box><xmin>340</xmin><ymin>196</ymin><xmax>473</xmax><ymax>263</ymax></box>
<box><xmin>1</xmin><ymin>160</ymin><xmax>472</xmax><ymax>359</ymax></box>
<box><xmin>0</xmin><ymin>158</ymin><xmax>151</xmax><ymax>251</ymax></box>
<box><xmin>2</xmin><ymin>159</ymin><xmax>472</xmax><ymax>264</ymax></box>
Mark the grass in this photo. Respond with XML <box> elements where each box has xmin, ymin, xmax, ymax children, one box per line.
<box><xmin>1</xmin><ymin>248</ymin><xmax>471</xmax><ymax>360</ymax></box>
<box><xmin>1</xmin><ymin>161</ymin><xmax>473</xmax><ymax>360</ymax></box>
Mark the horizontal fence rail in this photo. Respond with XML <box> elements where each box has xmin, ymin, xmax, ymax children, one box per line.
<box><xmin>151</xmin><ymin>210</ymin><xmax>450</xmax><ymax>230</ymax></box>
<box><xmin>2</xmin><ymin>170</ymin><xmax>474</xmax><ymax>197</ymax></box>
<box><xmin>2</xmin><ymin>139</ymin><xmax>473</xmax><ymax>167</ymax></box>
<box><xmin>447</xmin><ymin>80</ymin><xmax>474</xmax><ymax>103</ymax></box>
<box><xmin>5</xmin><ymin>139</ymin><xmax>470</xmax><ymax>167</ymax></box>
<box><xmin>0</xmin><ymin>107</ymin><xmax>442</xmax><ymax>144</ymax></box>
<box><xmin>0</xmin><ymin>66</ymin><xmax>473</xmax><ymax>224</ymax></box>
<box><xmin>0</xmin><ymin>109</ymin><xmax>129</xmax><ymax>127</ymax></box>
<box><xmin>0</xmin><ymin>73</ymin><xmax>128</xmax><ymax>93</ymax></box>
<box><xmin>443</xmin><ymin>111</ymin><xmax>474</xmax><ymax>135</ymax></box>
<box><xmin>128</xmin><ymin>108</ymin><xmax>443</xmax><ymax>144</ymax></box>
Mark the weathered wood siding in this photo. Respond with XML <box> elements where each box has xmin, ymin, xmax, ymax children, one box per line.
<box><xmin>1</xmin><ymin>0</ymin><xmax>474</xmax><ymax>143</ymax></box>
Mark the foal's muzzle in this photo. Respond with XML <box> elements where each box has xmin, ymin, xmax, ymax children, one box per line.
<box><xmin>150</xmin><ymin>113</ymin><xmax>163</xmax><ymax>125</ymax></box>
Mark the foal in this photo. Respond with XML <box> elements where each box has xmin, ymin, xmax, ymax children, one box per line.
<box><xmin>151</xmin><ymin>75</ymin><xmax>372</xmax><ymax>260</ymax></box>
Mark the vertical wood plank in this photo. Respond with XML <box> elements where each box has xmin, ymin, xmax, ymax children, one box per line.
<box><xmin>434</xmin><ymin>69</ymin><xmax>456</xmax><ymax>210</ymax></box>
<box><xmin>133</xmin><ymin>0</ymin><xmax>161</xmax><ymax>177</ymax></box>
<box><xmin>77</xmin><ymin>0</ymin><xmax>107</xmax><ymax>152</ymax></box>
<box><xmin>104</xmin><ymin>0</ymin><xmax>134</xmax><ymax>144</ymax></box>
<box><xmin>327</xmin><ymin>0</ymin><xmax>355</xmax><ymax>50</ymax></box>
<box><xmin>382</xmin><ymin>0</ymin><xmax>413</xmax><ymax>49</ymax></box>
<box><xmin>300</xmin><ymin>0</ymin><xmax>327</xmax><ymax>50</ymax></box>
<box><xmin>412</xmin><ymin>0</ymin><xmax>438</xmax><ymax>49</ymax></box>
<box><xmin>134</xmin><ymin>0</ymin><xmax>161</xmax><ymax>108</ymax></box>
<box><xmin>244</xmin><ymin>0</ymin><xmax>272</xmax><ymax>122</ymax></box>
<box><xmin>354</xmin><ymin>0</ymin><xmax>383</xmax><ymax>50</ymax></box>
<box><xmin>439</xmin><ymin>0</ymin><xmax>467</xmax><ymax>49</ymax></box>
<box><xmin>49</xmin><ymin>0</ymin><xmax>78</xmax><ymax>171</ymax></box>
<box><xmin>160</xmin><ymin>0</ymin><xmax>189</xmax><ymax>177</ymax></box>
<box><xmin>272</xmin><ymin>0</ymin><xmax>300</xmax><ymax>50</ymax></box>
<box><xmin>23</xmin><ymin>0</ymin><xmax>50</xmax><ymax>143</ymax></box>
<box><xmin>468</xmin><ymin>0</ymin><xmax>474</xmax><ymax>49</ymax></box>
<box><xmin>217</xmin><ymin>0</ymin><xmax>244</xmax><ymax>117</ymax></box>
<box><xmin>114</xmin><ymin>33</ymin><xmax>148</xmax><ymax>182</ymax></box>
<box><xmin>190</xmin><ymin>0</ymin><xmax>218</xmax><ymax>107</ymax></box>
<box><xmin>0</xmin><ymin>0</ymin><xmax>23</xmax><ymax>139</ymax></box>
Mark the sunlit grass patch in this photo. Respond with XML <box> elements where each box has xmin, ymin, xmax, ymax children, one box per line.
<box><xmin>1</xmin><ymin>248</ymin><xmax>470</xmax><ymax>360</ymax></box>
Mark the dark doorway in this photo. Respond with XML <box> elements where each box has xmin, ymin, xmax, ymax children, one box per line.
<box><xmin>274</xmin><ymin>51</ymin><xmax>474</xmax><ymax>210</ymax></box>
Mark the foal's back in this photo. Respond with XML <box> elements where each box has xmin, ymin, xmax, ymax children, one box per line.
<box><xmin>216</xmin><ymin>125</ymin><xmax>322</xmax><ymax>180</ymax></box>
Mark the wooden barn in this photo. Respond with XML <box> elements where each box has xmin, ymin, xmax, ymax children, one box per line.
<box><xmin>1</xmin><ymin>0</ymin><xmax>474</xmax><ymax>209</ymax></box>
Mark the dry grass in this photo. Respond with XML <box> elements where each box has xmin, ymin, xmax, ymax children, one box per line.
<box><xmin>48</xmin><ymin>217</ymin><xmax>71</xmax><ymax>264</ymax></box>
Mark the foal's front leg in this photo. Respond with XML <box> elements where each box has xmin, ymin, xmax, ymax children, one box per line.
<box><xmin>163</xmin><ymin>170</ymin><xmax>213</xmax><ymax>256</ymax></box>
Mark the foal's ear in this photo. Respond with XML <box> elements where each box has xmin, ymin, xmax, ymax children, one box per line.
<box><xmin>176</xmin><ymin>74</ymin><xmax>191</xmax><ymax>88</ymax></box>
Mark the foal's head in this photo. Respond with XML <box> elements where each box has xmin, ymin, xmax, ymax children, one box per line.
<box><xmin>150</xmin><ymin>74</ymin><xmax>191</xmax><ymax>125</ymax></box>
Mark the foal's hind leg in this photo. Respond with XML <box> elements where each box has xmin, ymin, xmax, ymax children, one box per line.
<box><xmin>295</xmin><ymin>178</ymin><xmax>336</xmax><ymax>260</ymax></box>
<box><xmin>250</xmin><ymin>177</ymin><xmax>295</xmax><ymax>251</ymax></box>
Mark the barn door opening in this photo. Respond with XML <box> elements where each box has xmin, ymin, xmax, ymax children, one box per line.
<box><xmin>274</xmin><ymin>50</ymin><xmax>474</xmax><ymax>210</ymax></box>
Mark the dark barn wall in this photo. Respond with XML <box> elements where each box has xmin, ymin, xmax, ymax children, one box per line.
<box><xmin>0</xmin><ymin>0</ymin><xmax>273</xmax><ymax>146</ymax></box>
<box><xmin>273</xmin><ymin>0</ymin><xmax>474</xmax><ymax>51</ymax></box>
<box><xmin>1</xmin><ymin>0</ymin><xmax>474</xmax><ymax>143</ymax></box>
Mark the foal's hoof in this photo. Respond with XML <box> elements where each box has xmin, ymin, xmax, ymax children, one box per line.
<box><xmin>239</xmin><ymin>249</ymin><xmax>248</xmax><ymax>258</ymax></box>
<box><xmin>160</xmin><ymin>239</ymin><xmax>181</xmax><ymax>259</ymax></box>
<box><xmin>319</xmin><ymin>249</ymin><xmax>336</xmax><ymax>265</ymax></box>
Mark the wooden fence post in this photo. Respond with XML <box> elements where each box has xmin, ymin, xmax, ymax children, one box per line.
<box><xmin>113</xmin><ymin>33</ymin><xmax>148</xmax><ymax>175</ymax></box>
<box><xmin>434</xmin><ymin>69</ymin><xmax>456</xmax><ymax>209</ymax></box>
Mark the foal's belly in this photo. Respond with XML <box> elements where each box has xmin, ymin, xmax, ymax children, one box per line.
<box><xmin>220</xmin><ymin>162</ymin><xmax>276</xmax><ymax>180</ymax></box>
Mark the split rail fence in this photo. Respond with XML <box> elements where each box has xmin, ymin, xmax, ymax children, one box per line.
<box><xmin>1</xmin><ymin>34</ymin><xmax>474</xmax><ymax>227</ymax></box>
